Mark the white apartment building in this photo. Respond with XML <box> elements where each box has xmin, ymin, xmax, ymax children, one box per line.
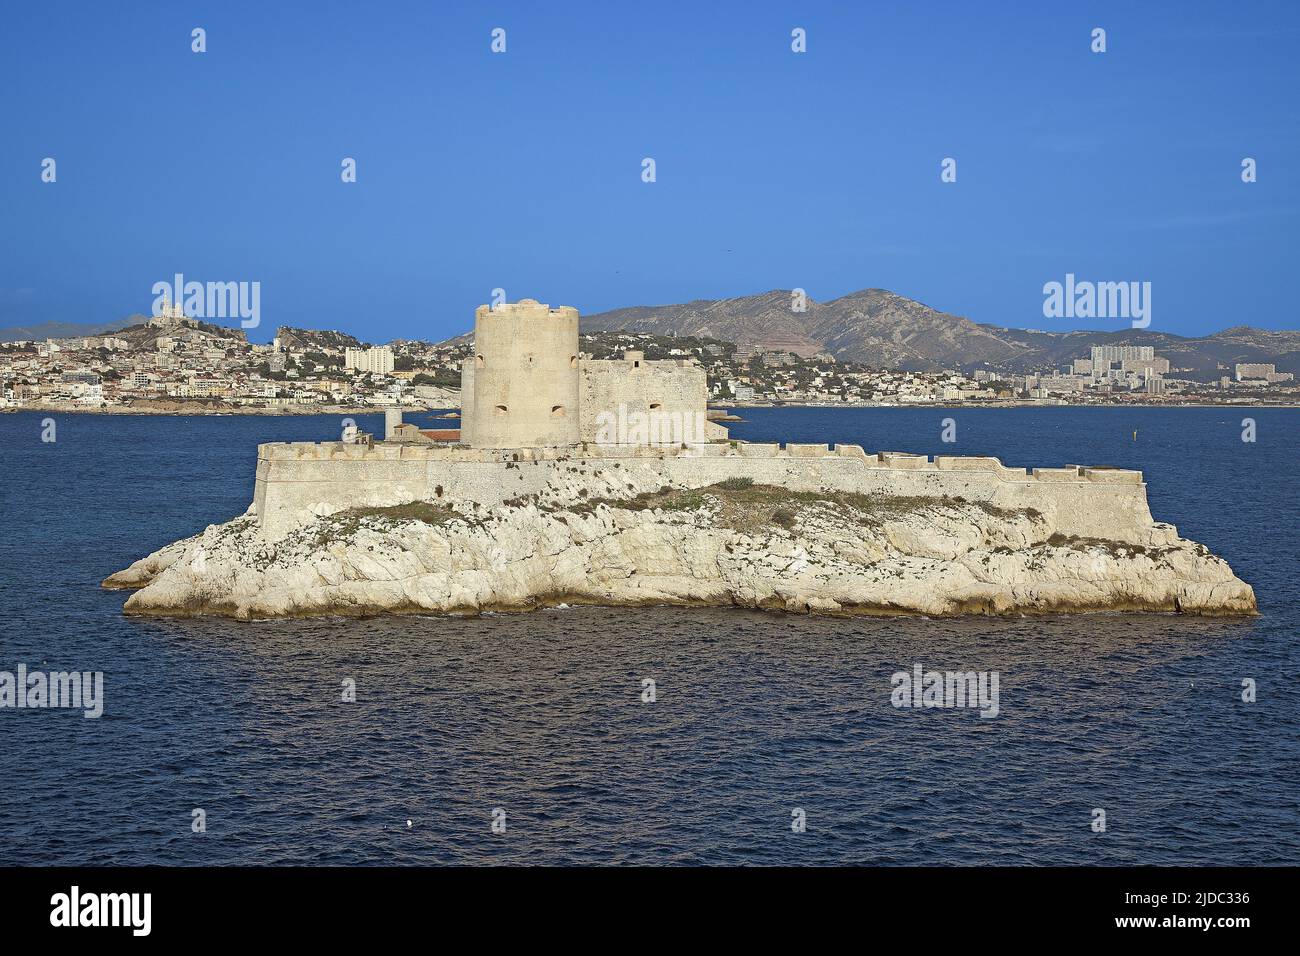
<box><xmin>345</xmin><ymin>346</ymin><xmax>395</xmax><ymax>375</ymax></box>
<box><xmin>1233</xmin><ymin>363</ymin><xmax>1292</xmax><ymax>383</ymax></box>
<box><xmin>1091</xmin><ymin>345</ymin><xmax>1154</xmax><ymax>364</ymax></box>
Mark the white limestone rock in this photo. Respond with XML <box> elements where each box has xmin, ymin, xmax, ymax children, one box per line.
<box><xmin>102</xmin><ymin>535</ymin><xmax>197</xmax><ymax>589</ymax></box>
<box><xmin>103</xmin><ymin>485</ymin><xmax>1257</xmax><ymax>619</ymax></box>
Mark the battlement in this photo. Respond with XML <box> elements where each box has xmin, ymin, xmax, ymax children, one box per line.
<box><xmin>473</xmin><ymin>299</ymin><xmax>578</xmax><ymax>321</ymax></box>
<box><xmin>581</xmin><ymin>352</ymin><xmax>700</xmax><ymax>372</ymax></box>
<box><xmin>255</xmin><ymin>439</ymin><xmax>1144</xmax><ymax>484</ymax></box>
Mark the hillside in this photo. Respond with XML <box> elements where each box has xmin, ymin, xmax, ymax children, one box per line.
<box><xmin>101</xmin><ymin>318</ymin><xmax>248</xmax><ymax>351</ymax></box>
<box><xmin>582</xmin><ymin>289</ymin><xmax>1300</xmax><ymax>375</ymax></box>
<box><xmin>581</xmin><ymin>291</ymin><xmax>824</xmax><ymax>357</ymax></box>
<box><xmin>275</xmin><ymin>326</ymin><xmax>363</xmax><ymax>351</ymax></box>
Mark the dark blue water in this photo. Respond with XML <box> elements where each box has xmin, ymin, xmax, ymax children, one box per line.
<box><xmin>1</xmin><ymin>407</ymin><xmax>1297</xmax><ymax>865</ymax></box>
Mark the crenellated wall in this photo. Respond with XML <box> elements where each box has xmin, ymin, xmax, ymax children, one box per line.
<box><xmin>250</xmin><ymin>440</ymin><xmax>1154</xmax><ymax>542</ymax></box>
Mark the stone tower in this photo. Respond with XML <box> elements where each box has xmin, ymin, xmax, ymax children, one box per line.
<box><xmin>463</xmin><ymin>299</ymin><xmax>581</xmax><ymax>448</ymax></box>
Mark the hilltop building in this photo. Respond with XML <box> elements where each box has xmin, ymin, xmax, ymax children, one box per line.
<box><xmin>148</xmin><ymin>300</ymin><xmax>197</xmax><ymax>330</ymax></box>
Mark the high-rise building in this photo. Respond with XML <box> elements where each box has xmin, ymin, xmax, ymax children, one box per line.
<box><xmin>1090</xmin><ymin>345</ymin><xmax>1157</xmax><ymax>381</ymax></box>
<box><xmin>1122</xmin><ymin>357</ymin><xmax>1169</xmax><ymax>376</ymax></box>
<box><xmin>344</xmin><ymin>346</ymin><xmax>395</xmax><ymax>375</ymax></box>
<box><xmin>1235</xmin><ymin>363</ymin><xmax>1275</xmax><ymax>381</ymax></box>
<box><xmin>1091</xmin><ymin>345</ymin><xmax>1154</xmax><ymax>365</ymax></box>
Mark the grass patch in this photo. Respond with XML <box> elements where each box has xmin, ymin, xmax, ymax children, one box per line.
<box><xmin>1045</xmin><ymin>533</ymin><xmax>1149</xmax><ymax>557</ymax></box>
<box><xmin>582</xmin><ymin>481</ymin><xmax>1035</xmax><ymax>535</ymax></box>
<box><xmin>308</xmin><ymin>500</ymin><xmax>463</xmax><ymax>547</ymax></box>
<box><xmin>346</xmin><ymin>502</ymin><xmax>459</xmax><ymax>524</ymax></box>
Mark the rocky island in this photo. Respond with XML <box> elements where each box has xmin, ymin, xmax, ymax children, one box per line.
<box><xmin>104</xmin><ymin>299</ymin><xmax>1256</xmax><ymax>619</ymax></box>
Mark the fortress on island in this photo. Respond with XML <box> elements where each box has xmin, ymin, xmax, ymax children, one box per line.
<box><xmin>107</xmin><ymin>297</ymin><xmax>1254</xmax><ymax>618</ymax></box>
<box><xmin>251</xmin><ymin>298</ymin><xmax>1155</xmax><ymax>541</ymax></box>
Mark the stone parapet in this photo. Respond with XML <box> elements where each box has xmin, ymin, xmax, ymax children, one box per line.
<box><xmin>255</xmin><ymin>439</ymin><xmax>1143</xmax><ymax>483</ymax></box>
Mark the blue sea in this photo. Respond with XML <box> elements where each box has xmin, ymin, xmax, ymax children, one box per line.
<box><xmin>1</xmin><ymin>407</ymin><xmax>1296</xmax><ymax>865</ymax></box>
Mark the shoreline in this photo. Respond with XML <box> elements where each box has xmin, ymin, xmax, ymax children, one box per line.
<box><xmin>716</xmin><ymin>401</ymin><xmax>1300</xmax><ymax>410</ymax></box>
<box><xmin>4</xmin><ymin>400</ymin><xmax>1297</xmax><ymax>417</ymax></box>
<box><xmin>112</xmin><ymin>593</ymin><xmax>1260</xmax><ymax>621</ymax></box>
<box><xmin>0</xmin><ymin>403</ymin><xmax>435</xmax><ymax>417</ymax></box>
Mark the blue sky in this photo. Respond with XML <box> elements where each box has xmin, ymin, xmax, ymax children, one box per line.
<box><xmin>1</xmin><ymin>0</ymin><xmax>1296</xmax><ymax>342</ymax></box>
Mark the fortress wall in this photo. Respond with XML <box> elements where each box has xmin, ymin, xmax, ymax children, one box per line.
<box><xmin>1082</xmin><ymin>468</ymin><xmax>1143</xmax><ymax>484</ymax></box>
<box><xmin>787</xmin><ymin>443</ymin><xmax>831</xmax><ymax>457</ymax></box>
<box><xmin>578</xmin><ymin>356</ymin><xmax>710</xmax><ymax>443</ymax></box>
<box><xmin>934</xmin><ymin>455</ymin><xmax>1028</xmax><ymax>478</ymax></box>
<box><xmin>879</xmin><ymin>454</ymin><xmax>929</xmax><ymax>470</ymax></box>
<box><xmin>252</xmin><ymin>443</ymin><xmax>433</xmax><ymax>528</ymax></box>
<box><xmin>252</xmin><ymin>441</ymin><xmax>1155</xmax><ymax>542</ymax></box>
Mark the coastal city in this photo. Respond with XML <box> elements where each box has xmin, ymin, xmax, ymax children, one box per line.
<box><xmin>1</xmin><ymin>302</ymin><xmax>1295</xmax><ymax>414</ymax></box>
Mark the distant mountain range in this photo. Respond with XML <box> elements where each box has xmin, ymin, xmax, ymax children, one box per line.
<box><xmin>0</xmin><ymin>320</ymin><xmax>132</xmax><ymax>343</ymax></box>
<box><xmin>580</xmin><ymin>289</ymin><xmax>1300</xmax><ymax>378</ymax></box>
<box><xmin>9</xmin><ymin>289</ymin><xmax>1299</xmax><ymax>378</ymax></box>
